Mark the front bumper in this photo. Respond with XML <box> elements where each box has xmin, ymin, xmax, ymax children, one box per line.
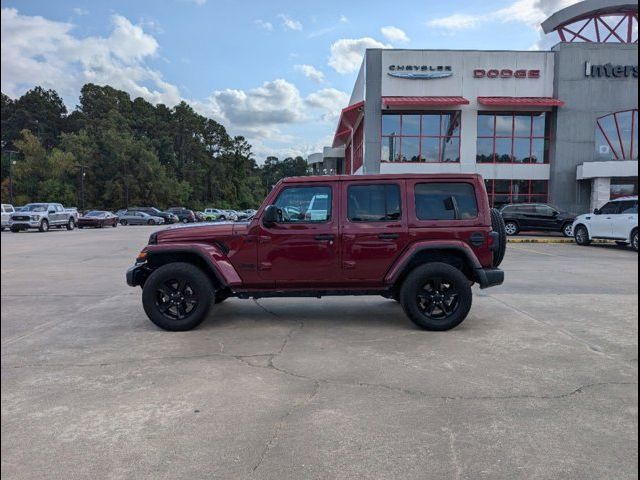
<box><xmin>8</xmin><ymin>220</ymin><xmax>40</xmax><ymax>229</ymax></box>
<box><xmin>474</xmin><ymin>268</ymin><xmax>504</xmax><ymax>289</ymax></box>
<box><xmin>126</xmin><ymin>264</ymin><xmax>150</xmax><ymax>287</ymax></box>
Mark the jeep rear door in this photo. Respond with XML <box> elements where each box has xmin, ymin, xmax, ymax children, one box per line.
<box><xmin>256</xmin><ymin>184</ymin><xmax>340</xmax><ymax>286</ymax></box>
<box><xmin>340</xmin><ymin>181</ymin><xmax>409</xmax><ymax>283</ymax></box>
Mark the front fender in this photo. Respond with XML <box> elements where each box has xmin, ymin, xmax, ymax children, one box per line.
<box><xmin>384</xmin><ymin>240</ymin><xmax>483</xmax><ymax>285</ymax></box>
<box><xmin>143</xmin><ymin>242</ymin><xmax>242</xmax><ymax>287</ymax></box>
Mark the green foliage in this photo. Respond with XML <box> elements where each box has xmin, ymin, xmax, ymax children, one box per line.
<box><xmin>1</xmin><ymin>84</ymin><xmax>310</xmax><ymax>210</ymax></box>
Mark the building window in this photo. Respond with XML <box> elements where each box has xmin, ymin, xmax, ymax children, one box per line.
<box><xmin>595</xmin><ymin>109</ymin><xmax>638</xmax><ymax>161</ymax></box>
<box><xmin>476</xmin><ymin>112</ymin><xmax>549</xmax><ymax>164</ymax></box>
<box><xmin>484</xmin><ymin>179</ymin><xmax>548</xmax><ymax>207</ymax></box>
<box><xmin>610</xmin><ymin>177</ymin><xmax>638</xmax><ymax>198</ymax></box>
<box><xmin>381</xmin><ymin>112</ymin><xmax>461</xmax><ymax>163</ymax></box>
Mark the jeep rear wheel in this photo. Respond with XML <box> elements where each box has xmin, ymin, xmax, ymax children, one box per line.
<box><xmin>400</xmin><ymin>263</ymin><xmax>472</xmax><ymax>331</ymax></box>
<box><xmin>142</xmin><ymin>262</ymin><xmax>213</xmax><ymax>331</ymax></box>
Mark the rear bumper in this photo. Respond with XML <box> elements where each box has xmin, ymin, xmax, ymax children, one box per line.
<box><xmin>474</xmin><ymin>268</ymin><xmax>504</xmax><ymax>289</ymax></box>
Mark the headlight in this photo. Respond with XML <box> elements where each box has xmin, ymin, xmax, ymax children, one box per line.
<box><xmin>31</xmin><ymin>215</ymin><xmax>40</xmax><ymax>221</ymax></box>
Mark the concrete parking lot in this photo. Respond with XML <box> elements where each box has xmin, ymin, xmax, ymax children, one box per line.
<box><xmin>1</xmin><ymin>226</ymin><xmax>637</xmax><ymax>480</ymax></box>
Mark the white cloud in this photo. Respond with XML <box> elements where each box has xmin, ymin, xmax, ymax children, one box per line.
<box><xmin>254</xmin><ymin>19</ymin><xmax>273</xmax><ymax>32</ymax></box>
<box><xmin>294</xmin><ymin>64</ymin><xmax>325</xmax><ymax>83</ymax></box>
<box><xmin>328</xmin><ymin>37</ymin><xmax>393</xmax><ymax>74</ymax></box>
<box><xmin>72</xmin><ymin>7</ymin><xmax>89</xmax><ymax>16</ymax></box>
<box><xmin>380</xmin><ymin>26</ymin><xmax>410</xmax><ymax>43</ymax></box>
<box><xmin>0</xmin><ymin>8</ymin><xmax>182</xmax><ymax>106</ymax></box>
<box><xmin>427</xmin><ymin>13</ymin><xmax>482</xmax><ymax>30</ymax></box>
<box><xmin>426</xmin><ymin>0</ymin><xmax>582</xmax><ymax>47</ymax></box>
<box><xmin>339</xmin><ymin>15</ymin><xmax>349</xmax><ymax>23</ymax></box>
<box><xmin>278</xmin><ymin>13</ymin><xmax>303</xmax><ymax>31</ymax></box>
<box><xmin>200</xmin><ymin>79</ymin><xmax>304</xmax><ymax>138</ymax></box>
<box><xmin>305</xmin><ymin>88</ymin><xmax>349</xmax><ymax>122</ymax></box>
<box><xmin>427</xmin><ymin>0</ymin><xmax>580</xmax><ymax>31</ymax></box>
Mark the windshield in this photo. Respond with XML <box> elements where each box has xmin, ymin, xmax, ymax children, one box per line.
<box><xmin>86</xmin><ymin>211</ymin><xmax>105</xmax><ymax>217</ymax></box>
<box><xmin>23</xmin><ymin>204</ymin><xmax>49</xmax><ymax>212</ymax></box>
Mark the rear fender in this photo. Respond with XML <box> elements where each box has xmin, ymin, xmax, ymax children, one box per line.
<box><xmin>143</xmin><ymin>243</ymin><xmax>242</xmax><ymax>287</ymax></box>
<box><xmin>385</xmin><ymin>240</ymin><xmax>483</xmax><ymax>286</ymax></box>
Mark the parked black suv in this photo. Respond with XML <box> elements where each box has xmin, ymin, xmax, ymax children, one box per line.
<box><xmin>130</xmin><ymin>207</ymin><xmax>178</xmax><ymax>224</ymax></box>
<box><xmin>500</xmin><ymin>203</ymin><xmax>575</xmax><ymax>237</ymax></box>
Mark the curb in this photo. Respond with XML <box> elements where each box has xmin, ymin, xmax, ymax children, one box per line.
<box><xmin>508</xmin><ymin>238</ymin><xmax>612</xmax><ymax>244</ymax></box>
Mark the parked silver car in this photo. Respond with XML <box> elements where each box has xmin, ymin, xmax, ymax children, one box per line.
<box><xmin>119</xmin><ymin>210</ymin><xmax>165</xmax><ymax>226</ymax></box>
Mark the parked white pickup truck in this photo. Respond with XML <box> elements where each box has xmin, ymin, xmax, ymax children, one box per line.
<box><xmin>8</xmin><ymin>203</ymin><xmax>76</xmax><ymax>232</ymax></box>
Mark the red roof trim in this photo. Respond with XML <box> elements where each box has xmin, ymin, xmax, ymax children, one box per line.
<box><xmin>477</xmin><ymin>96</ymin><xmax>565</xmax><ymax>107</ymax></box>
<box><xmin>382</xmin><ymin>96</ymin><xmax>470</xmax><ymax>107</ymax></box>
<box><xmin>333</xmin><ymin>101</ymin><xmax>364</xmax><ymax>147</ymax></box>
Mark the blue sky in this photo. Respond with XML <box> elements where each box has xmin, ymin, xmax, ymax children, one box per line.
<box><xmin>0</xmin><ymin>0</ymin><xmax>573</xmax><ymax>161</ymax></box>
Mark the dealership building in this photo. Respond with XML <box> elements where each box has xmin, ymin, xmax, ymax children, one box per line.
<box><xmin>309</xmin><ymin>0</ymin><xmax>638</xmax><ymax>212</ymax></box>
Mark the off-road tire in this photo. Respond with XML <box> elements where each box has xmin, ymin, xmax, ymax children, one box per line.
<box><xmin>142</xmin><ymin>262</ymin><xmax>214</xmax><ymax>331</ymax></box>
<box><xmin>66</xmin><ymin>218</ymin><xmax>75</xmax><ymax>230</ymax></box>
<box><xmin>400</xmin><ymin>262</ymin><xmax>473</xmax><ymax>331</ymax></box>
<box><xmin>39</xmin><ymin>219</ymin><xmax>49</xmax><ymax>232</ymax></box>
<box><xmin>490</xmin><ymin>208</ymin><xmax>507</xmax><ymax>268</ymax></box>
<box><xmin>574</xmin><ymin>225</ymin><xmax>591</xmax><ymax>246</ymax></box>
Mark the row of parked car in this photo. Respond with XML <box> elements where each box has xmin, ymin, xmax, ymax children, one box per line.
<box><xmin>1</xmin><ymin>203</ymin><xmax>258</xmax><ymax>232</ymax></box>
<box><xmin>498</xmin><ymin>196</ymin><xmax>638</xmax><ymax>251</ymax></box>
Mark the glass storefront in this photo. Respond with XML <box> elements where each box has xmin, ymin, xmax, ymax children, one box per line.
<box><xmin>476</xmin><ymin>112</ymin><xmax>549</xmax><ymax>164</ymax></box>
<box><xmin>595</xmin><ymin>109</ymin><xmax>638</xmax><ymax>161</ymax></box>
<box><xmin>381</xmin><ymin>112</ymin><xmax>461</xmax><ymax>163</ymax></box>
<box><xmin>484</xmin><ymin>179</ymin><xmax>549</xmax><ymax>207</ymax></box>
<box><xmin>610</xmin><ymin>177</ymin><xmax>639</xmax><ymax>198</ymax></box>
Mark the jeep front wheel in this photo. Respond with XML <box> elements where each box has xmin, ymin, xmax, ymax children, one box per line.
<box><xmin>400</xmin><ymin>263</ymin><xmax>472</xmax><ymax>331</ymax></box>
<box><xmin>142</xmin><ymin>262</ymin><xmax>213</xmax><ymax>331</ymax></box>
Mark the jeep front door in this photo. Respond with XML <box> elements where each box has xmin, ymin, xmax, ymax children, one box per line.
<box><xmin>257</xmin><ymin>184</ymin><xmax>340</xmax><ymax>287</ymax></box>
<box><xmin>341</xmin><ymin>182</ymin><xmax>408</xmax><ymax>283</ymax></box>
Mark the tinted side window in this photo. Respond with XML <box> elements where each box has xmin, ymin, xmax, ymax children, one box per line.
<box><xmin>535</xmin><ymin>205</ymin><xmax>556</xmax><ymax>216</ymax></box>
<box><xmin>348</xmin><ymin>184</ymin><xmax>401</xmax><ymax>222</ymax></box>
<box><xmin>415</xmin><ymin>183</ymin><xmax>478</xmax><ymax>220</ymax></box>
<box><xmin>274</xmin><ymin>186</ymin><xmax>332</xmax><ymax>222</ymax></box>
<box><xmin>599</xmin><ymin>202</ymin><xmax>619</xmax><ymax>214</ymax></box>
<box><xmin>619</xmin><ymin>201</ymin><xmax>638</xmax><ymax>214</ymax></box>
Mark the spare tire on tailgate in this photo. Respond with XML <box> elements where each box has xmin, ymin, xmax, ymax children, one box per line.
<box><xmin>490</xmin><ymin>208</ymin><xmax>507</xmax><ymax>268</ymax></box>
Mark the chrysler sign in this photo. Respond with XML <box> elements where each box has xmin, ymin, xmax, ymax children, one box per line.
<box><xmin>388</xmin><ymin>65</ymin><xmax>453</xmax><ymax>79</ymax></box>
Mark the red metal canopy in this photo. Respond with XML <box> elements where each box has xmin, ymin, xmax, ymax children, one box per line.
<box><xmin>477</xmin><ymin>96</ymin><xmax>565</xmax><ymax>107</ymax></box>
<box><xmin>382</xmin><ymin>96</ymin><xmax>470</xmax><ymax>107</ymax></box>
<box><xmin>333</xmin><ymin>101</ymin><xmax>364</xmax><ymax>147</ymax></box>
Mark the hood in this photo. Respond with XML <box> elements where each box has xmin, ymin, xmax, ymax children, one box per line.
<box><xmin>155</xmin><ymin>221</ymin><xmax>238</xmax><ymax>243</ymax></box>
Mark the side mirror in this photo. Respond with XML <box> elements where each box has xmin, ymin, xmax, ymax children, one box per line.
<box><xmin>263</xmin><ymin>205</ymin><xmax>281</xmax><ymax>227</ymax></box>
<box><xmin>593</xmin><ymin>208</ymin><xmax>601</xmax><ymax>215</ymax></box>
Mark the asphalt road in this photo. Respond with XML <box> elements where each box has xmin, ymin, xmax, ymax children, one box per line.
<box><xmin>1</xmin><ymin>226</ymin><xmax>638</xmax><ymax>480</ymax></box>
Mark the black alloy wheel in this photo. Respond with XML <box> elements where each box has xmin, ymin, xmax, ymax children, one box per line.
<box><xmin>121</xmin><ymin>219</ymin><xmax>128</xmax><ymax>226</ymax></box>
<box><xmin>632</xmin><ymin>230</ymin><xmax>638</xmax><ymax>252</ymax></box>
<box><xmin>400</xmin><ymin>263</ymin><xmax>473</xmax><ymax>331</ymax></box>
<box><xmin>142</xmin><ymin>262</ymin><xmax>213</xmax><ymax>331</ymax></box>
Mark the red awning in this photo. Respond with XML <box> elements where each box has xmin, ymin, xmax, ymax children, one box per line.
<box><xmin>382</xmin><ymin>96</ymin><xmax>469</xmax><ymax>107</ymax></box>
<box><xmin>477</xmin><ymin>97</ymin><xmax>565</xmax><ymax>107</ymax></box>
<box><xmin>333</xmin><ymin>101</ymin><xmax>364</xmax><ymax>147</ymax></box>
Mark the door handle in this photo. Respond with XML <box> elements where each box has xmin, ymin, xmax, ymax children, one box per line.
<box><xmin>378</xmin><ymin>233</ymin><xmax>400</xmax><ymax>240</ymax></box>
<box><xmin>314</xmin><ymin>234</ymin><xmax>335</xmax><ymax>241</ymax></box>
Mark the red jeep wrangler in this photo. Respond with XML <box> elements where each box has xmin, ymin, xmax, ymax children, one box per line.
<box><xmin>127</xmin><ymin>174</ymin><xmax>506</xmax><ymax>331</ymax></box>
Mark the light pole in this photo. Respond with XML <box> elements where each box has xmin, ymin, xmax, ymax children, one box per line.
<box><xmin>74</xmin><ymin>163</ymin><xmax>88</xmax><ymax>212</ymax></box>
<box><xmin>2</xmin><ymin>146</ymin><xmax>18</xmax><ymax>204</ymax></box>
